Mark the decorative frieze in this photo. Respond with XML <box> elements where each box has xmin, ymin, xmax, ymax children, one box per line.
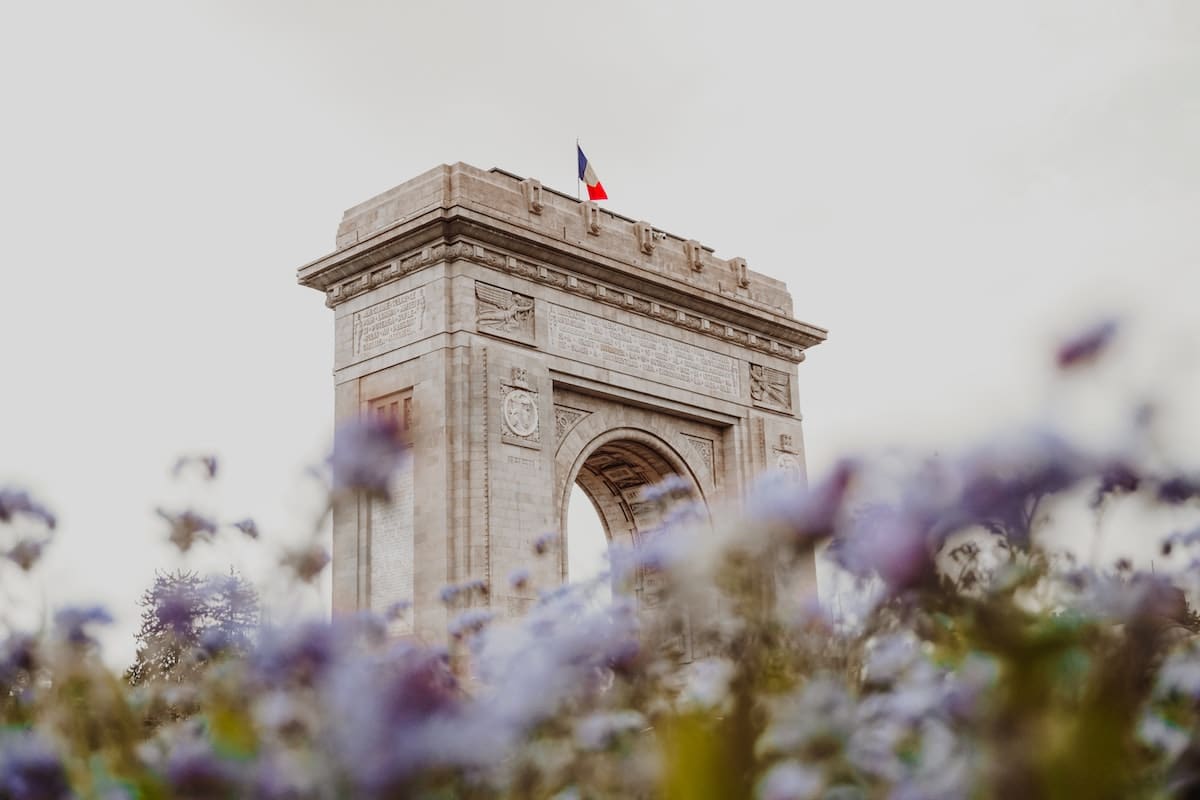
<box><xmin>325</xmin><ymin>240</ymin><xmax>811</xmax><ymax>363</ymax></box>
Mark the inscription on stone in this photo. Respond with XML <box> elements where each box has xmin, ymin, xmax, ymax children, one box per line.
<box><xmin>353</xmin><ymin>287</ymin><xmax>426</xmax><ymax>356</ymax></box>
<box><xmin>506</xmin><ymin>455</ymin><xmax>539</xmax><ymax>468</ymax></box>
<box><xmin>370</xmin><ymin>463</ymin><xmax>414</xmax><ymax>635</ymax></box>
<box><xmin>548</xmin><ymin>305</ymin><xmax>739</xmax><ymax>398</ymax></box>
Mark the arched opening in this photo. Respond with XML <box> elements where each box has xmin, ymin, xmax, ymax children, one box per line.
<box><xmin>566</xmin><ymin>484</ymin><xmax>612</xmax><ymax>604</ymax></box>
<box><xmin>560</xmin><ymin>430</ymin><xmax>707</xmax><ymax>597</ymax></box>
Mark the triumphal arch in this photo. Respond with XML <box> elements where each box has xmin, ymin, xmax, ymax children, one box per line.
<box><xmin>297</xmin><ymin>163</ymin><xmax>826</xmax><ymax>641</ymax></box>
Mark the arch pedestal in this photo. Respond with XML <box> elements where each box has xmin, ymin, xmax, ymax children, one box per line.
<box><xmin>297</xmin><ymin>163</ymin><xmax>826</xmax><ymax>642</ymax></box>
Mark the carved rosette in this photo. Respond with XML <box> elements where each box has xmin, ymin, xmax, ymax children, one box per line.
<box><xmin>749</xmin><ymin>364</ymin><xmax>793</xmax><ymax>411</ymax></box>
<box><xmin>476</xmin><ymin>281</ymin><xmax>535</xmax><ymax>342</ymax></box>
<box><xmin>500</xmin><ymin>367</ymin><xmax>540</xmax><ymax>449</ymax></box>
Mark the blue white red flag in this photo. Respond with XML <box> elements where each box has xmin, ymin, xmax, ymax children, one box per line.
<box><xmin>577</xmin><ymin>145</ymin><xmax>608</xmax><ymax>201</ymax></box>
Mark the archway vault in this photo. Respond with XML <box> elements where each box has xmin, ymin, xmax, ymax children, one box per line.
<box><xmin>560</xmin><ymin>427</ymin><xmax>706</xmax><ymax>559</ymax></box>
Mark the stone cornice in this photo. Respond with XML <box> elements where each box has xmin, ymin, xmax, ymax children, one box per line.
<box><xmin>298</xmin><ymin>211</ymin><xmax>825</xmax><ymax>360</ymax></box>
<box><xmin>311</xmin><ymin>231</ymin><xmax>817</xmax><ymax>363</ymax></box>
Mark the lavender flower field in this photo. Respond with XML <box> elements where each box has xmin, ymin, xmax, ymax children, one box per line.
<box><xmin>5</xmin><ymin>327</ymin><xmax>1200</xmax><ymax>799</ymax></box>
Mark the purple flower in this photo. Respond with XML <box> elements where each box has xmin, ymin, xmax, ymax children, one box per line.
<box><xmin>470</xmin><ymin>591</ymin><xmax>641</xmax><ymax>734</ymax></box>
<box><xmin>53</xmin><ymin>605</ymin><xmax>112</xmax><ymax>646</ymax></box>
<box><xmin>747</xmin><ymin>459</ymin><xmax>856</xmax><ymax>543</ymax></box>
<box><xmin>448</xmin><ymin>609</ymin><xmax>495</xmax><ymax>639</ymax></box>
<box><xmin>0</xmin><ymin>633</ymin><xmax>37</xmax><ymax>683</ymax></box>
<box><xmin>533</xmin><ymin>531</ymin><xmax>559</xmax><ymax>556</ymax></box>
<box><xmin>155</xmin><ymin>583</ymin><xmax>205</xmax><ymax>636</ymax></box>
<box><xmin>0</xmin><ymin>488</ymin><xmax>56</xmax><ymax>530</ymax></box>
<box><xmin>954</xmin><ymin>441</ymin><xmax>1083</xmax><ymax>547</ymax></box>
<box><xmin>230</xmin><ymin>517</ymin><xmax>259</xmax><ymax>539</ymax></box>
<box><xmin>5</xmin><ymin>539</ymin><xmax>45</xmax><ymax>571</ymax></box>
<box><xmin>171</xmin><ymin>454</ymin><xmax>218</xmax><ymax>480</ymax></box>
<box><xmin>757</xmin><ymin>761</ymin><xmax>823</xmax><ymax>800</ymax></box>
<box><xmin>325</xmin><ymin>646</ymin><xmax>469</xmax><ymax>793</ymax></box>
<box><xmin>1093</xmin><ymin>461</ymin><xmax>1140</xmax><ymax>507</ymax></box>
<box><xmin>641</xmin><ymin>474</ymin><xmax>692</xmax><ymax>504</ymax></box>
<box><xmin>757</xmin><ymin>677</ymin><xmax>855</xmax><ymax>757</ymax></box>
<box><xmin>508</xmin><ymin>567</ymin><xmax>531</xmax><ymax>591</ymax></box>
<box><xmin>328</xmin><ymin>415</ymin><xmax>408</xmax><ymax>499</ymax></box>
<box><xmin>1162</xmin><ymin>525</ymin><xmax>1200</xmax><ymax>556</ymax></box>
<box><xmin>280</xmin><ymin>543</ymin><xmax>330</xmax><ymax>583</ymax></box>
<box><xmin>156</xmin><ymin>508</ymin><xmax>218</xmax><ymax>552</ymax></box>
<box><xmin>1157</xmin><ymin>475</ymin><xmax>1200</xmax><ymax>505</ymax></box>
<box><xmin>385</xmin><ymin>600</ymin><xmax>412</xmax><ymax>620</ymax></box>
<box><xmin>165</xmin><ymin>741</ymin><xmax>243</xmax><ymax>797</ymax></box>
<box><xmin>438</xmin><ymin>578</ymin><xmax>488</xmax><ymax>605</ymax></box>
<box><xmin>251</xmin><ymin>621</ymin><xmax>338</xmax><ymax>688</ymax></box>
<box><xmin>831</xmin><ymin>505</ymin><xmax>934</xmax><ymax>593</ymax></box>
<box><xmin>1056</xmin><ymin>318</ymin><xmax>1118</xmax><ymax>369</ymax></box>
<box><xmin>609</xmin><ymin>527</ymin><xmax>689</xmax><ymax>585</ymax></box>
<box><xmin>0</xmin><ymin>731</ymin><xmax>71</xmax><ymax>800</ymax></box>
<box><xmin>862</xmin><ymin>633</ymin><xmax>922</xmax><ymax>686</ymax></box>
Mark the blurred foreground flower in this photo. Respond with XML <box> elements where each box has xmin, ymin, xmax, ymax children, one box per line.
<box><xmin>1056</xmin><ymin>317</ymin><xmax>1118</xmax><ymax>369</ymax></box>
<box><xmin>0</xmin><ymin>487</ymin><xmax>56</xmax><ymax>529</ymax></box>
<box><xmin>280</xmin><ymin>543</ymin><xmax>330</xmax><ymax>583</ymax></box>
<box><xmin>328</xmin><ymin>414</ymin><xmax>407</xmax><ymax>500</ymax></box>
<box><xmin>11</xmin><ymin>320</ymin><xmax>1200</xmax><ymax>797</ymax></box>
<box><xmin>156</xmin><ymin>508</ymin><xmax>218</xmax><ymax>552</ymax></box>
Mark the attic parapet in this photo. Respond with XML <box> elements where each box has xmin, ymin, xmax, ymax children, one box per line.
<box><xmin>329</xmin><ymin>163</ymin><xmax>807</xmax><ymax>317</ymax></box>
<box><xmin>299</xmin><ymin>163</ymin><xmax>828</xmax><ymax>358</ymax></box>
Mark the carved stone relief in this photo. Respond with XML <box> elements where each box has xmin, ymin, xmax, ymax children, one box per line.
<box><xmin>500</xmin><ymin>367</ymin><xmax>540</xmax><ymax>449</ymax></box>
<box><xmin>680</xmin><ymin>433</ymin><xmax>715</xmax><ymax>485</ymax></box>
<box><xmin>553</xmin><ymin>405</ymin><xmax>591</xmax><ymax>444</ymax></box>
<box><xmin>772</xmin><ymin>431</ymin><xmax>802</xmax><ymax>482</ymax></box>
<box><xmin>476</xmin><ymin>282</ymin><xmax>534</xmax><ymax>341</ymax></box>
<box><xmin>750</xmin><ymin>364</ymin><xmax>792</xmax><ymax>411</ymax></box>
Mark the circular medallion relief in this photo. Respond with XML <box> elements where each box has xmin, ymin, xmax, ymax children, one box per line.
<box><xmin>503</xmin><ymin>389</ymin><xmax>539</xmax><ymax>437</ymax></box>
<box><xmin>775</xmin><ymin>452</ymin><xmax>801</xmax><ymax>476</ymax></box>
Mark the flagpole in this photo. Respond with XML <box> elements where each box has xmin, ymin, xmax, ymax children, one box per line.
<box><xmin>575</xmin><ymin>138</ymin><xmax>580</xmax><ymax>201</ymax></box>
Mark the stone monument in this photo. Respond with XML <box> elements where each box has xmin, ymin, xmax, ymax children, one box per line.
<box><xmin>297</xmin><ymin>163</ymin><xmax>827</xmax><ymax>642</ymax></box>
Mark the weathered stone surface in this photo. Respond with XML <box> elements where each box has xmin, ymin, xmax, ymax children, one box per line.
<box><xmin>297</xmin><ymin>162</ymin><xmax>827</xmax><ymax>643</ymax></box>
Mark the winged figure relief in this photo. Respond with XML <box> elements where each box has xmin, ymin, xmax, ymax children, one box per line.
<box><xmin>750</xmin><ymin>365</ymin><xmax>791</xmax><ymax>409</ymax></box>
<box><xmin>476</xmin><ymin>284</ymin><xmax>534</xmax><ymax>332</ymax></box>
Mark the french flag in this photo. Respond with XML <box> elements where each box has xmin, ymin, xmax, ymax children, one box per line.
<box><xmin>577</xmin><ymin>145</ymin><xmax>608</xmax><ymax>201</ymax></box>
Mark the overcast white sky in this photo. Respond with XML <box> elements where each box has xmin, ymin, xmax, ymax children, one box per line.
<box><xmin>2</xmin><ymin>1</ymin><xmax>1199</xmax><ymax>664</ymax></box>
